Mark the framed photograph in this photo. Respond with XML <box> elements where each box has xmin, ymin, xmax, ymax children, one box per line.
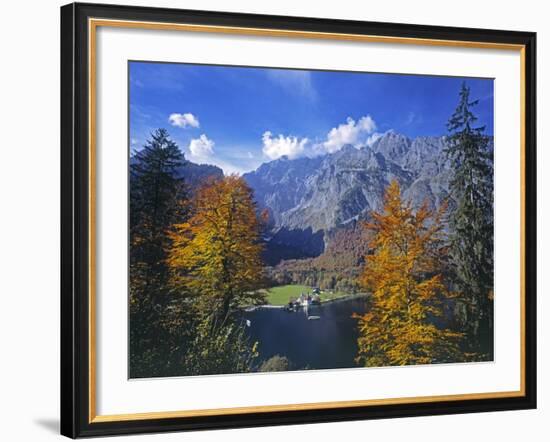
<box><xmin>60</xmin><ymin>2</ymin><xmax>536</xmax><ymax>438</ymax></box>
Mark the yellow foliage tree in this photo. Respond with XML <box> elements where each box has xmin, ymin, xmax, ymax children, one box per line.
<box><xmin>355</xmin><ymin>180</ymin><xmax>463</xmax><ymax>367</ymax></box>
<box><xmin>169</xmin><ymin>175</ymin><xmax>266</xmax><ymax>325</ymax></box>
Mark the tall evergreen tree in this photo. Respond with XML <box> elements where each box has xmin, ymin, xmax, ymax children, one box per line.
<box><xmin>129</xmin><ymin>128</ymin><xmax>188</xmax><ymax>377</ymax></box>
<box><xmin>445</xmin><ymin>83</ymin><xmax>494</xmax><ymax>346</ymax></box>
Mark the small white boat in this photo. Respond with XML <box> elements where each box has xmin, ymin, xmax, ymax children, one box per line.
<box><xmin>307</xmin><ymin>315</ymin><xmax>320</xmax><ymax>320</ymax></box>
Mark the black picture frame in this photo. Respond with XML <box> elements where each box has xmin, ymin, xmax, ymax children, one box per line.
<box><xmin>61</xmin><ymin>2</ymin><xmax>537</xmax><ymax>438</ymax></box>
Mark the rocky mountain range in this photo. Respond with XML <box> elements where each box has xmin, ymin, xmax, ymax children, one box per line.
<box><xmin>169</xmin><ymin>130</ymin><xmax>491</xmax><ymax>265</ymax></box>
<box><xmin>243</xmin><ymin>131</ymin><xmax>487</xmax><ymax>263</ymax></box>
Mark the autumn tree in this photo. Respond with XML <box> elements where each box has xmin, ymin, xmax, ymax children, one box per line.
<box><xmin>168</xmin><ymin>176</ymin><xmax>266</xmax><ymax>374</ymax></box>
<box><xmin>355</xmin><ymin>180</ymin><xmax>463</xmax><ymax>367</ymax></box>
<box><xmin>445</xmin><ymin>82</ymin><xmax>494</xmax><ymax>342</ymax></box>
<box><xmin>129</xmin><ymin>128</ymin><xmax>189</xmax><ymax>377</ymax></box>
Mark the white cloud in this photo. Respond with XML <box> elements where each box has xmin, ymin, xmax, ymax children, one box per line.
<box><xmin>168</xmin><ymin>112</ymin><xmax>200</xmax><ymax>129</ymax></box>
<box><xmin>183</xmin><ymin>139</ymin><xmax>262</xmax><ymax>176</ymax></box>
<box><xmin>188</xmin><ymin>134</ymin><xmax>215</xmax><ymax>158</ymax></box>
<box><xmin>260</xmin><ymin>116</ymin><xmax>384</xmax><ymax>161</ymax></box>
<box><xmin>266</xmin><ymin>70</ymin><xmax>317</xmax><ymax>101</ymax></box>
<box><xmin>319</xmin><ymin>116</ymin><xmax>377</xmax><ymax>154</ymax></box>
<box><xmin>262</xmin><ymin>131</ymin><xmax>309</xmax><ymax>160</ymax></box>
<box><xmin>365</xmin><ymin>132</ymin><xmax>384</xmax><ymax>147</ymax></box>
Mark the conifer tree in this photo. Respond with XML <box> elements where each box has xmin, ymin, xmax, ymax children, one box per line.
<box><xmin>445</xmin><ymin>83</ymin><xmax>494</xmax><ymax>343</ymax></box>
<box><xmin>129</xmin><ymin>128</ymin><xmax>188</xmax><ymax>377</ymax></box>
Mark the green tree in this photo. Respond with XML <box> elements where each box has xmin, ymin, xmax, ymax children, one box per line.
<box><xmin>180</xmin><ymin>316</ymin><xmax>259</xmax><ymax>376</ymax></box>
<box><xmin>259</xmin><ymin>355</ymin><xmax>291</xmax><ymax>372</ymax></box>
<box><xmin>129</xmin><ymin>128</ymin><xmax>189</xmax><ymax>377</ymax></box>
<box><xmin>445</xmin><ymin>83</ymin><xmax>494</xmax><ymax>345</ymax></box>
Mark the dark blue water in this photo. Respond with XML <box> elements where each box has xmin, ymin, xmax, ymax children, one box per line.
<box><xmin>243</xmin><ymin>296</ymin><xmax>368</xmax><ymax>371</ymax></box>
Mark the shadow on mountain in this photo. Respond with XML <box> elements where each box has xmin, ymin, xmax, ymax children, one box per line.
<box><xmin>262</xmin><ymin>227</ymin><xmax>325</xmax><ymax>266</ymax></box>
<box><xmin>175</xmin><ymin>160</ymin><xmax>223</xmax><ymax>192</ymax></box>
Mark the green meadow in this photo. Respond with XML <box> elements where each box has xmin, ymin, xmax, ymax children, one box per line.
<box><xmin>265</xmin><ymin>285</ymin><xmax>348</xmax><ymax>305</ymax></box>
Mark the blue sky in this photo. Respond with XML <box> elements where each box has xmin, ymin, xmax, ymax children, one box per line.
<box><xmin>129</xmin><ymin>61</ymin><xmax>494</xmax><ymax>174</ymax></box>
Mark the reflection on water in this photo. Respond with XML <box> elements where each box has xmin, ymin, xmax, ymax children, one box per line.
<box><xmin>243</xmin><ymin>297</ymin><xmax>368</xmax><ymax>371</ymax></box>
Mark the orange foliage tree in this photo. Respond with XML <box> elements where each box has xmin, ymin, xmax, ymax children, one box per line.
<box><xmin>355</xmin><ymin>180</ymin><xmax>463</xmax><ymax>367</ymax></box>
<box><xmin>169</xmin><ymin>175</ymin><xmax>266</xmax><ymax>325</ymax></box>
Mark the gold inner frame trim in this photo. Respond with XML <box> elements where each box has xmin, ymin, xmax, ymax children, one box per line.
<box><xmin>88</xmin><ymin>17</ymin><xmax>527</xmax><ymax>424</ymax></box>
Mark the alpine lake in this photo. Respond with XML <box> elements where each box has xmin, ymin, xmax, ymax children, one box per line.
<box><xmin>241</xmin><ymin>292</ymin><xmax>493</xmax><ymax>371</ymax></box>
<box><xmin>242</xmin><ymin>295</ymin><xmax>368</xmax><ymax>371</ymax></box>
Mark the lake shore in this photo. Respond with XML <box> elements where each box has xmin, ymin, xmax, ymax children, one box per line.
<box><xmin>244</xmin><ymin>292</ymin><xmax>368</xmax><ymax>312</ymax></box>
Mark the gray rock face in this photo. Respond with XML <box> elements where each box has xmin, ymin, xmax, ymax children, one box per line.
<box><xmin>279</xmin><ymin>145</ymin><xmax>414</xmax><ymax>232</ymax></box>
<box><xmin>246</xmin><ymin>132</ymin><xmax>454</xmax><ymax>224</ymax></box>
<box><xmin>243</xmin><ymin>155</ymin><xmax>324</xmax><ymax>227</ymax></box>
<box><xmin>242</xmin><ymin>131</ymin><xmax>464</xmax><ymax>261</ymax></box>
<box><xmin>370</xmin><ymin>130</ymin><xmax>412</xmax><ymax>162</ymax></box>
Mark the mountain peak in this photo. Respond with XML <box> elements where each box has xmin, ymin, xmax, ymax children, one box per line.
<box><xmin>340</xmin><ymin>144</ymin><xmax>356</xmax><ymax>153</ymax></box>
<box><xmin>370</xmin><ymin>131</ymin><xmax>412</xmax><ymax>162</ymax></box>
<box><xmin>379</xmin><ymin>130</ymin><xmax>410</xmax><ymax>142</ymax></box>
<box><xmin>242</xmin><ymin>133</ymin><xmax>459</xmax><ymax>264</ymax></box>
